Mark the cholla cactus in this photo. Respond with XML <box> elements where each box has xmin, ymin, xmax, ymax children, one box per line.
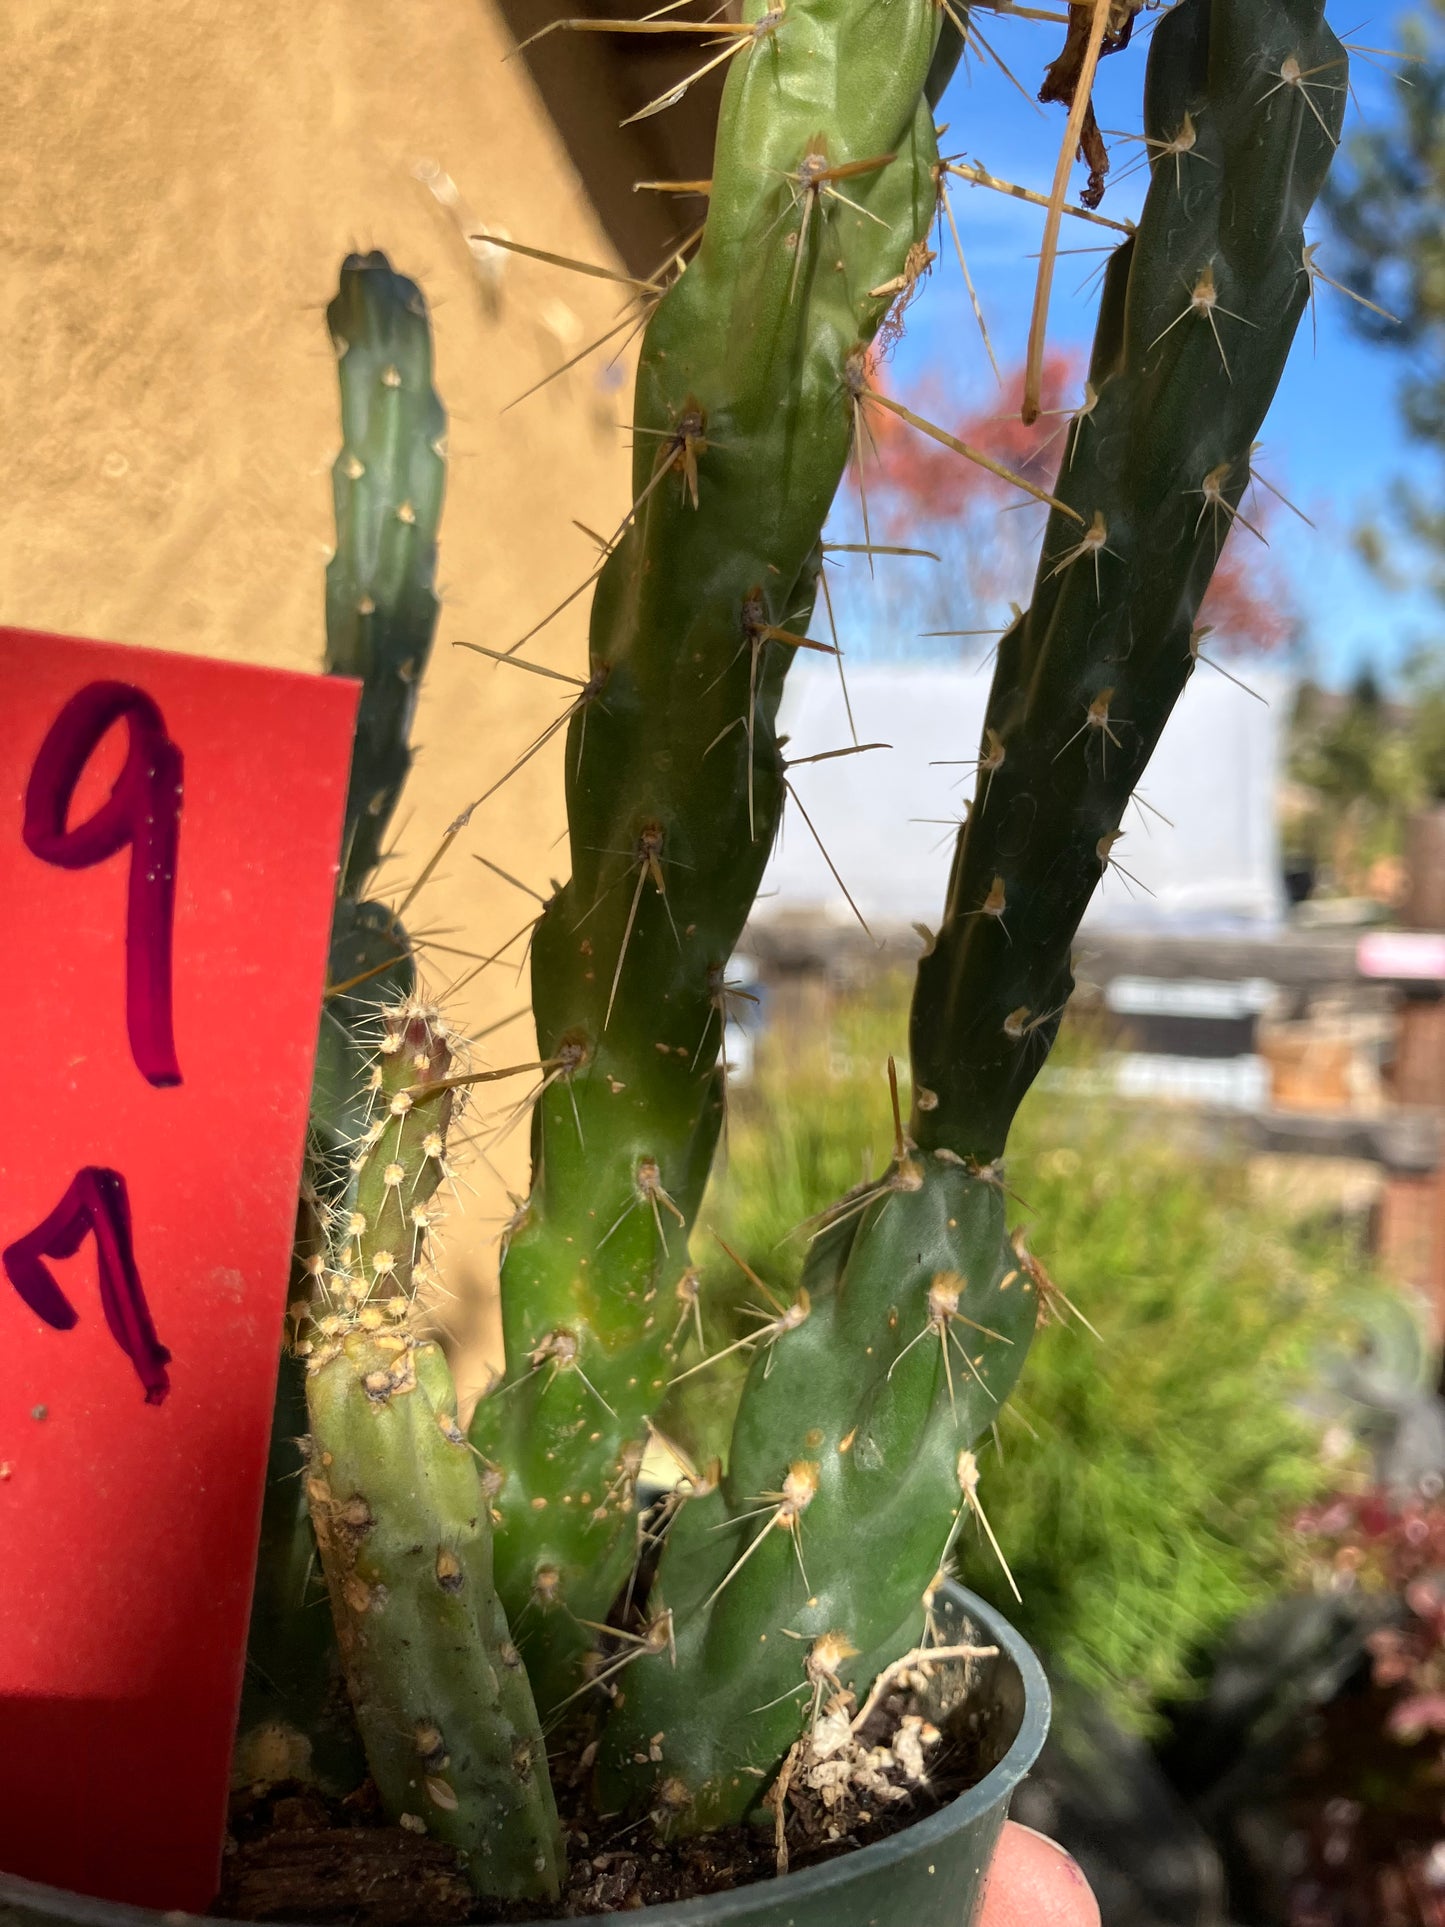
<box><xmin>239</xmin><ymin>253</ymin><xmax>447</xmax><ymax>1795</ymax></box>
<box><xmin>301</xmin><ymin>997</ymin><xmax>563</xmax><ymax>1895</ymax></box>
<box><xmin>599</xmin><ymin>0</ymin><xmax>1346</xmax><ymax>1825</ymax></box>
<box><xmin>313</xmin><ymin>250</ymin><xmax>445</xmax><ymax>1157</ymax></box>
<box><xmin>266</xmin><ymin>0</ymin><xmax>1347</xmax><ymax>1898</ymax></box>
<box><xmin>270</xmin><ymin>257</ymin><xmax>564</xmax><ymax>1894</ymax></box>
<box><xmin>466</xmin><ymin>0</ymin><xmax>965</xmax><ymax>1720</ymax></box>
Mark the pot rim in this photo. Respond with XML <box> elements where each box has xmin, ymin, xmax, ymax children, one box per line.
<box><xmin>0</xmin><ymin>1583</ymin><xmax>1049</xmax><ymax>1927</ymax></box>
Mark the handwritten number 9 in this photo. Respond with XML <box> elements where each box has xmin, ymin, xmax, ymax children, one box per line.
<box><xmin>24</xmin><ymin>680</ymin><xmax>183</xmax><ymax>1087</ymax></box>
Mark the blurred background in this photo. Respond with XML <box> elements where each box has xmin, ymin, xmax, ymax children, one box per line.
<box><xmin>10</xmin><ymin>0</ymin><xmax>1445</xmax><ymax>1917</ymax></box>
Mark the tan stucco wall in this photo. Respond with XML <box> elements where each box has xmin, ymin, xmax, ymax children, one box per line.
<box><xmin>3</xmin><ymin>1</ymin><xmax>635</xmax><ymax>1391</ymax></box>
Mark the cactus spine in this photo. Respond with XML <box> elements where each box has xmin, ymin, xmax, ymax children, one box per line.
<box><xmin>600</xmin><ymin>0</ymin><xmax>1346</xmax><ymax>1828</ymax></box>
<box><xmin>468</xmin><ymin>0</ymin><xmax>960</xmax><ymax>1713</ymax></box>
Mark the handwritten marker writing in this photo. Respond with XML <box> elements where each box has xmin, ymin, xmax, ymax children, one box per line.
<box><xmin>0</xmin><ymin>627</ymin><xmax>358</xmax><ymax>1911</ymax></box>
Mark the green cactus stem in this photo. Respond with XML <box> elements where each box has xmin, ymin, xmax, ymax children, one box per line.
<box><xmin>599</xmin><ymin>1152</ymin><xmax>1036</xmax><ymax>1830</ymax></box>
<box><xmin>303</xmin><ymin>996</ymin><xmax>563</xmax><ymax>1898</ymax></box>
<box><xmin>470</xmin><ymin>0</ymin><xmax>964</xmax><ymax>1720</ymax></box>
<box><xmin>232</xmin><ymin>1200</ymin><xmax>367</xmax><ymax>1794</ymax></box>
<box><xmin>909</xmin><ymin>0</ymin><xmax>1346</xmax><ymax>1163</ymax></box>
<box><xmin>603</xmin><ymin>0</ymin><xmax>1346</xmax><ymax>1829</ymax></box>
<box><xmin>240</xmin><ymin>253</ymin><xmax>446</xmax><ymax>1783</ymax></box>
<box><xmin>313</xmin><ymin>250</ymin><xmax>445</xmax><ymax>1160</ymax></box>
<box><xmin>307</xmin><ymin>1333</ymin><xmax>562</xmax><ymax>1900</ymax></box>
<box><xmin>326</xmin><ymin>250</ymin><xmax>446</xmax><ymax>902</ymax></box>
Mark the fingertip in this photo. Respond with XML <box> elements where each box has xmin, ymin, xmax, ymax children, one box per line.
<box><xmin>977</xmin><ymin>1819</ymin><xmax>1100</xmax><ymax>1927</ymax></box>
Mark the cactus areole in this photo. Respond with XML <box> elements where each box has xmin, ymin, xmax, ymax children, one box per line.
<box><xmin>237</xmin><ymin>0</ymin><xmax>1348</xmax><ymax>1904</ymax></box>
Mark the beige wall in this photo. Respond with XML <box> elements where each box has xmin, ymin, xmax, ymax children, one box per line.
<box><xmin>3</xmin><ymin>0</ymin><xmax>636</xmax><ymax>1390</ymax></box>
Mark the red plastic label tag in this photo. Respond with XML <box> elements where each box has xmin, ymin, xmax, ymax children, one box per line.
<box><xmin>0</xmin><ymin>627</ymin><xmax>358</xmax><ymax>1911</ymax></box>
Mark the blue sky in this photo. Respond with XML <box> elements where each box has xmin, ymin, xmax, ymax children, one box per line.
<box><xmin>848</xmin><ymin>3</ymin><xmax>1438</xmax><ymax>687</ymax></box>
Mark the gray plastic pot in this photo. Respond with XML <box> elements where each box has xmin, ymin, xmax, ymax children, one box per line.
<box><xmin>0</xmin><ymin>1584</ymin><xmax>1047</xmax><ymax>1927</ymax></box>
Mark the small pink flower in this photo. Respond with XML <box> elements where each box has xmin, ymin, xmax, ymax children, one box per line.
<box><xmin>1387</xmin><ymin>1692</ymin><xmax>1445</xmax><ymax>1740</ymax></box>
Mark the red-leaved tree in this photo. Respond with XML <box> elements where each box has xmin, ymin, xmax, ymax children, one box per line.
<box><xmin>824</xmin><ymin>352</ymin><xmax>1295</xmax><ymax>660</ymax></box>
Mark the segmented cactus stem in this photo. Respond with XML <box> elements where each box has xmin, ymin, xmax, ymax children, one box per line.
<box><xmin>603</xmin><ymin>0</ymin><xmax>1346</xmax><ymax>1830</ymax></box>
<box><xmin>302</xmin><ymin>998</ymin><xmax>562</xmax><ymax>1898</ymax></box>
<box><xmin>470</xmin><ymin>0</ymin><xmax>958</xmax><ymax>1716</ymax></box>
